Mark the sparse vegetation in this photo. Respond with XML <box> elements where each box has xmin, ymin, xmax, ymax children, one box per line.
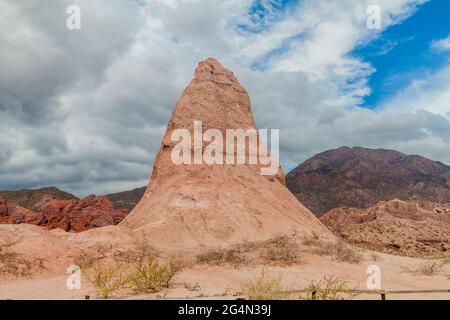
<box><xmin>241</xmin><ymin>270</ymin><xmax>358</xmax><ymax>300</ymax></box>
<box><xmin>301</xmin><ymin>231</ymin><xmax>321</xmax><ymax>246</ymax></box>
<box><xmin>79</xmin><ymin>238</ymin><xmax>183</xmax><ymax>298</ymax></box>
<box><xmin>0</xmin><ymin>237</ymin><xmax>44</xmax><ymax>278</ymax></box>
<box><xmin>127</xmin><ymin>255</ymin><xmax>183</xmax><ymax>294</ymax></box>
<box><xmin>304</xmin><ymin>276</ymin><xmax>358</xmax><ymax>300</ymax></box>
<box><xmin>184</xmin><ymin>282</ymin><xmax>201</xmax><ymax>291</ymax></box>
<box><xmin>241</xmin><ymin>268</ymin><xmax>285</xmax><ymax>300</ymax></box>
<box><xmin>301</xmin><ymin>233</ymin><xmax>362</xmax><ymax>264</ymax></box>
<box><xmin>196</xmin><ymin>247</ymin><xmax>248</xmax><ymax>266</ymax></box>
<box><xmin>415</xmin><ymin>261</ymin><xmax>446</xmax><ymax>276</ymax></box>
<box><xmin>83</xmin><ymin>258</ymin><xmax>128</xmax><ymax>299</ymax></box>
<box><xmin>333</xmin><ymin>240</ymin><xmax>362</xmax><ymax>264</ymax></box>
<box><xmin>260</xmin><ymin>235</ymin><xmax>301</xmax><ymax>265</ymax></box>
<box><xmin>196</xmin><ymin>235</ymin><xmax>302</xmax><ymax>267</ymax></box>
<box><xmin>369</xmin><ymin>252</ymin><xmax>380</xmax><ymax>261</ymax></box>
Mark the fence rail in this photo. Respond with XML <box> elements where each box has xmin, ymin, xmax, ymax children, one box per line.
<box><xmin>157</xmin><ymin>289</ymin><xmax>450</xmax><ymax>300</ymax></box>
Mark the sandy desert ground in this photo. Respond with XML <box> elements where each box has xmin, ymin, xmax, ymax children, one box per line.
<box><xmin>1</xmin><ymin>231</ymin><xmax>449</xmax><ymax>300</ymax></box>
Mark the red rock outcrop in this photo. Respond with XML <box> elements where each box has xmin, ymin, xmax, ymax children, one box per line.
<box><xmin>0</xmin><ymin>198</ymin><xmax>41</xmax><ymax>225</ymax></box>
<box><xmin>121</xmin><ymin>58</ymin><xmax>330</xmax><ymax>248</ymax></box>
<box><xmin>34</xmin><ymin>196</ymin><xmax>128</xmax><ymax>232</ymax></box>
<box><xmin>320</xmin><ymin>199</ymin><xmax>450</xmax><ymax>257</ymax></box>
<box><xmin>0</xmin><ymin>195</ymin><xmax>127</xmax><ymax>232</ymax></box>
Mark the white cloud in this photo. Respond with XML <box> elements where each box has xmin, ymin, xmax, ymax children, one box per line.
<box><xmin>432</xmin><ymin>34</ymin><xmax>450</xmax><ymax>51</ymax></box>
<box><xmin>383</xmin><ymin>65</ymin><xmax>450</xmax><ymax>118</ymax></box>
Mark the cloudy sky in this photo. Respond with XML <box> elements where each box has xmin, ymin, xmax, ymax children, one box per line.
<box><xmin>1</xmin><ymin>0</ymin><xmax>449</xmax><ymax>197</ymax></box>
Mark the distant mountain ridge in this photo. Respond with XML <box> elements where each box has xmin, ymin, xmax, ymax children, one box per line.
<box><xmin>0</xmin><ymin>187</ymin><xmax>77</xmax><ymax>208</ymax></box>
<box><xmin>286</xmin><ymin>146</ymin><xmax>450</xmax><ymax>215</ymax></box>
<box><xmin>106</xmin><ymin>187</ymin><xmax>146</xmax><ymax>211</ymax></box>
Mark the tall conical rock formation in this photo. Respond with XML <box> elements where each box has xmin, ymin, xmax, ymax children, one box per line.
<box><xmin>121</xmin><ymin>58</ymin><xmax>330</xmax><ymax>248</ymax></box>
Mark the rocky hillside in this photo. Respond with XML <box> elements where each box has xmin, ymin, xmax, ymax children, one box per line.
<box><xmin>286</xmin><ymin>146</ymin><xmax>450</xmax><ymax>215</ymax></box>
<box><xmin>0</xmin><ymin>187</ymin><xmax>77</xmax><ymax>208</ymax></box>
<box><xmin>106</xmin><ymin>187</ymin><xmax>146</xmax><ymax>211</ymax></box>
<box><xmin>320</xmin><ymin>199</ymin><xmax>450</xmax><ymax>257</ymax></box>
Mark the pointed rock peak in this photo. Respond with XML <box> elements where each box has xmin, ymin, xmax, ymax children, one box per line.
<box><xmin>120</xmin><ymin>59</ymin><xmax>331</xmax><ymax>248</ymax></box>
<box><xmin>194</xmin><ymin>57</ymin><xmax>238</xmax><ymax>83</ymax></box>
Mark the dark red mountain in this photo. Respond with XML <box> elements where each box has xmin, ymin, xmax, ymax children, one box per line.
<box><xmin>286</xmin><ymin>146</ymin><xmax>450</xmax><ymax>215</ymax></box>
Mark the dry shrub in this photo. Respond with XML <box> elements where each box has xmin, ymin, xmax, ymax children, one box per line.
<box><xmin>414</xmin><ymin>261</ymin><xmax>445</xmax><ymax>276</ymax></box>
<box><xmin>334</xmin><ymin>240</ymin><xmax>362</xmax><ymax>264</ymax></box>
<box><xmin>302</xmin><ymin>233</ymin><xmax>361</xmax><ymax>264</ymax></box>
<box><xmin>241</xmin><ymin>268</ymin><xmax>285</xmax><ymax>300</ymax></box>
<box><xmin>127</xmin><ymin>255</ymin><xmax>183</xmax><ymax>294</ymax></box>
<box><xmin>196</xmin><ymin>247</ymin><xmax>248</xmax><ymax>266</ymax></box>
<box><xmin>0</xmin><ymin>237</ymin><xmax>44</xmax><ymax>278</ymax></box>
<box><xmin>83</xmin><ymin>258</ymin><xmax>128</xmax><ymax>299</ymax></box>
<box><xmin>369</xmin><ymin>253</ymin><xmax>380</xmax><ymax>261</ymax></box>
<box><xmin>260</xmin><ymin>235</ymin><xmax>301</xmax><ymax>265</ymax></box>
<box><xmin>80</xmin><ymin>238</ymin><xmax>183</xmax><ymax>298</ymax></box>
<box><xmin>304</xmin><ymin>276</ymin><xmax>358</xmax><ymax>300</ymax></box>
<box><xmin>73</xmin><ymin>244</ymin><xmax>116</xmax><ymax>270</ymax></box>
<box><xmin>241</xmin><ymin>270</ymin><xmax>358</xmax><ymax>300</ymax></box>
<box><xmin>197</xmin><ymin>235</ymin><xmax>303</xmax><ymax>267</ymax></box>
<box><xmin>301</xmin><ymin>231</ymin><xmax>321</xmax><ymax>246</ymax></box>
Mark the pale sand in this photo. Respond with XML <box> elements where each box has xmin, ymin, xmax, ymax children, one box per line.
<box><xmin>1</xmin><ymin>251</ymin><xmax>448</xmax><ymax>300</ymax></box>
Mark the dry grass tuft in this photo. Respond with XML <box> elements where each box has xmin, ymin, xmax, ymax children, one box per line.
<box><xmin>79</xmin><ymin>238</ymin><xmax>183</xmax><ymax>298</ymax></box>
<box><xmin>196</xmin><ymin>234</ymin><xmax>302</xmax><ymax>267</ymax></box>
<box><xmin>196</xmin><ymin>247</ymin><xmax>248</xmax><ymax>266</ymax></box>
<box><xmin>301</xmin><ymin>233</ymin><xmax>362</xmax><ymax>264</ymax></box>
<box><xmin>241</xmin><ymin>268</ymin><xmax>285</xmax><ymax>300</ymax></box>
<box><xmin>260</xmin><ymin>235</ymin><xmax>301</xmax><ymax>265</ymax></box>
<box><xmin>304</xmin><ymin>276</ymin><xmax>358</xmax><ymax>300</ymax></box>
<box><xmin>241</xmin><ymin>270</ymin><xmax>358</xmax><ymax>300</ymax></box>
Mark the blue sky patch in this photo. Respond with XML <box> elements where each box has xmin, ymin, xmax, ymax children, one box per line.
<box><xmin>352</xmin><ymin>0</ymin><xmax>450</xmax><ymax>109</ymax></box>
<box><xmin>237</xmin><ymin>0</ymin><xmax>299</xmax><ymax>34</ymax></box>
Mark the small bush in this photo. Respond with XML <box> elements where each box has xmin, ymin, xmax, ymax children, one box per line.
<box><xmin>334</xmin><ymin>240</ymin><xmax>362</xmax><ymax>264</ymax></box>
<box><xmin>83</xmin><ymin>259</ymin><xmax>128</xmax><ymax>299</ymax></box>
<box><xmin>301</xmin><ymin>232</ymin><xmax>321</xmax><ymax>246</ymax></box>
<box><xmin>196</xmin><ymin>247</ymin><xmax>247</xmax><ymax>266</ymax></box>
<box><xmin>80</xmin><ymin>238</ymin><xmax>183</xmax><ymax>298</ymax></box>
<box><xmin>302</xmin><ymin>236</ymin><xmax>362</xmax><ymax>264</ymax></box>
<box><xmin>305</xmin><ymin>276</ymin><xmax>358</xmax><ymax>300</ymax></box>
<box><xmin>369</xmin><ymin>253</ymin><xmax>380</xmax><ymax>261</ymax></box>
<box><xmin>241</xmin><ymin>268</ymin><xmax>285</xmax><ymax>300</ymax></box>
<box><xmin>260</xmin><ymin>235</ymin><xmax>300</xmax><ymax>265</ymax></box>
<box><xmin>127</xmin><ymin>255</ymin><xmax>183</xmax><ymax>294</ymax></box>
<box><xmin>415</xmin><ymin>261</ymin><xmax>445</xmax><ymax>276</ymax></box>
